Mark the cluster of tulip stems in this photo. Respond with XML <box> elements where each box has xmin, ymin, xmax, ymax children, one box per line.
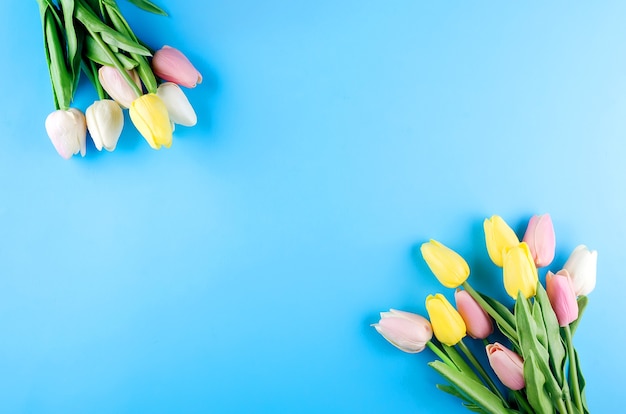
<box><xmin>374</xmin><ymin>214</ymin><xmax>596</xmax><ymax>414</ymax></box>
<box><xmin>37</xmin><ymin>0</ymin><xmax>202</xmax><ymax>159</ymax></box>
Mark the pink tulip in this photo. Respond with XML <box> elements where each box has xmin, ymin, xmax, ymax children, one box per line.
<box><xmin>373</xmin><ymin>309</ymin><xmax>433</xmax><ymax>353</ymax></box>
<box><xmin>45</xmin><ymin>108</ymin><xmax>87</xmax><ymax>159</ymax></box>
<box><xmin>152</xmin><ymin>46</ymin><xmax>202</xmax><ymax>88</ymax></box>
<box><xmin>546</xmin><ymin>270</ymin><xmax>579</xmax><ymax>327</ymax></box>
<box><xmin>454</xmin><ymin>289</ymin><xmax>493</xmax><ymax>339</ymax></box>
<box><xmin>486</xmin><ymin>343</ymin><xmax>525</xmax><ymax>390</ymax></box>
<box><xmin>98</xmin><ymin>66</ymin><xmax>142</xmax><ymax>108</ymax></box>
<box><xmin>522</xmin><ymin>214</ymin><xmax>556</xmax><ymax>268</ymax></box>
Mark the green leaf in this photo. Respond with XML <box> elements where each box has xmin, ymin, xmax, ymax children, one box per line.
<box><xmin>479</xmin><ymin>293</ymin><xmax>516</xmax><ymax>329</ymax></box>
<box><xmin>535</xmin><ymin>283</ymin><xmax>566</xmax><ymax>387</ymax></box>
<box><xmin>572</xmin><ymin>348</ymin><xmax>589</xmax><ymax>414</ymax></box>
<box><xmin>442</xmin><ymin>344</ymin><xmax>483</xmax><ymax>385</ymax></box>
<box><xmin>59</xmin><ymin>0</ymin><xmax>83</xmax><ymax>95</ymax></box>
<box><xmin>429</xmin><ymin>361</ymin><xmax>514</xmax><ymax>414</ymax></box>
<box><xmin>436</xmin><ymin>384</ymin><xmax>474</xmax><ymax>404</ymax></box>
<box><xmin>43</xmin><ymin>6</ymin><xmax>74</xmax><ymax>109</ymax></box>
<box><xmin>84</xmin><ymin>34</ymin><xmax>138</xmax><ymax>69</ymax></box>
<box><xmin>75</xmin><ymin>0</ymin><xmax>151</xmax><ymax>56</ymax></box>
<box><xmin>523</xmin><ymin>351</ymin><xmax>554</xmax><ymax>414</ymax></box>
<box><xmin>531</xmin><ymin>301</ymin><xmax>547</xmax><ymax>350</ymax></box>
<box><xmin>125</xmin><ymin>0</ymin><xmax>167</xmax><ymax>16</ymax></box>
<box><xmin>570</xmin><ymin>296</ymin><xmax>588</xmax><ymax>336</ymax></box>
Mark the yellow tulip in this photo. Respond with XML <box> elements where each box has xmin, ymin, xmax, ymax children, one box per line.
<box><xmin>502</xmin><ymin>242</ymin><xmax>538</xmax><ymax>299</ymax></box>
<box><xmin>420</xmin><ymin>240</ymin><xmax>470</xmax><ymax>288</ymax></box>
<box><xmin>484</xmin><ymin>215</ymin><xmax>519</xmax><ymax>267</ymax></box>
<box><xmin>425</xmin><ymin>294</ymin><xmax>466</xmax><ymax>346</ymax></box>
<box><xmin>129</xmin><ymin>93</ymin><xmax>173</xmax><ymax>149</ymax></box>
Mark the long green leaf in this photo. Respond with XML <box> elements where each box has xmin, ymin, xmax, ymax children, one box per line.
<box><xmin>75</xmin><ymin>0</ymin><xmax>151</xmax><ymax>56</ymax></box>
<box><xmin>84</xmin><ymin>34</ymin><xmax>138</xmax><ymax>69</ymax></box>
<box><xmin>429</xmin><ymin>361</ymin><xmax>514</xmax><ymax>414</ymax></box>
<box><xmin>535</xmin><ymin>283</ymin><xmax>566</xmax><ymax>386</ymax></box>
<box><xmin>125</xmin><ymin>0</ymin><xmax>167</xmax><ymax>16</ymax></box>
<box><xmin>524</xmin><ymin>351</ymin><xmax>553</xmax><ymax>414</ymax></box>
<box><xmin>442</xmin><ymin>344</ymin><xmax>483</xmax><ymax>385</ymax></box>
<box><xmin>60</xmin><ymin>0</ymin><xmax>82</xmax><ymax>95</ymax></box>
<box><xmin>44</xmin><ymin>7</ymin><xmax>73</xmax><ymax>109</ymax></box>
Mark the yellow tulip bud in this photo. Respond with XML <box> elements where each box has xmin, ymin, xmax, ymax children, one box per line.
<box><xmin>502</xmin><ymin>242</ymin><xmax>538</xmax><ymax>299</ymax></box>
<box><xmin>425</xmin><ymin>294</ymin><xmax>466</xmax><ymax>346</ymax></box>
<box><xmin>129</xmin><ymin>93</ymin><xmax>173</xmax><ymax>150</ymax></box>
<box><xmin>420</xmin><ymin>240</ymin><xmax>470</xmax><ymax>288</ymax></box>
<box><xmin>484</xmin><ymin>215</ymin><xmax>519</xmax><ymax>267</ymax></box>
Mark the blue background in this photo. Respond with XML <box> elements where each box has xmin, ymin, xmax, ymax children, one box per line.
<box><xmin>1</xmin><ymin>1</ymin><xmax>623</xmax><ymax>412</ymax></box>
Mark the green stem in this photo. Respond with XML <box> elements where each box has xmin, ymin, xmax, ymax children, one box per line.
<box><xmin>426</xmin><ymin>341</ymin><xmax>455</xmax><ymax>368</ymax></box>
<box><xmin>512</xmin><ymin>390</ymin><xmax>533</xmax><ymax>413</ymax></box>
<box><xmin>462</xmin><ymin>282</ymin><xmax>519</xmax><ymax>344</ymax></box>
<box><xmin>457</xmin><ymin>340</ymin><xmax>509</xmax><ymax>407</ymax></box>
<box><xmin>564</xmin><ymin>325</ymin><xmax>583</xmax><ymax>413</ymax></box>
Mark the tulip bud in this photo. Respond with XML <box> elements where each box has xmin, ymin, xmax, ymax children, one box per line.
<box><xmin>420</xmin><ymin>240</ymin><xmax>470</xmax><ymax>288</ymax></box>
<box><xmin>522</xmin><ymin>214</ymin><xmax>556</xmax><ymax>268</ymax></box>
<box><xmin>486</xmin><ymin>343</ymin><xmax>525</xmax><ymax>390</ymax></box>
<box><xmin>98</xmin><ymin>66</ymin><xmax>142</xmax><ymax>108</ymax></box>
<box><xmin>156</xmin><ymin>82</ymin><xmax>197</xmax><ymax>126</ymax></box>
<box><xmin>152</xmin><ymin>45</ymin><xmax>202</xmax><ymax>88</ymax></box>
<box><xmin>45</xmin><ymin>108</ymin><xmax>87</xmax><ymax>159</ymax></box>
<box><xmin>546</xmin><ymin>270</ymin><xmax>579</xmax><ymax>327</ymax></box>
<box><xmin>454</xmin><ymin>289</ymin><xmax>493</xmax><ymax>339</ymax></box>
<box><xmin>86</xmin><ymin>100</ymin><xmax>124</xmax><ymax>152</ymax></box>
<box><xmin>484</xmin><ymin>215</ymin><xmax>519</xmax><ymax>267</ymax></box>
<box><xmin>425</xmin><ymin>294</ymin><xmax>466</xmax><ymax>346</ymax></box>
<box><xmin>563</xmin><ymin>245</ymin><xmax>597</xmax><ymax>296</ymax></box>
<box><xmin>502</xmin><ymin>242</ymin><xmax>538</xmax><ymax>299</ymax></box>
<box><xmin>129</xmin><ymin>94</ymin><xmax>173</xmax><ymax>150</ymax></box>
<box><xmin>372</xmin><ymin>309</ymin><xmax>433</xmax><ymax>353</ymax></box>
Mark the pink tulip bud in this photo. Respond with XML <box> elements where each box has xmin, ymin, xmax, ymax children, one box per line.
<box><xmin>45</xmin><ymin>108</ymin><xmax>87</xmax><ymax>159</ymax></box>
<box><xmin>522</xmin><ymin>214</ymin><xmax>556</xmax><ymax>268</ymax></box>
<box><xmin>152</xmin><ymin>46</ymin><xmax>203</xmax><ymax>88</ymax></box>
<box><xmin>486</xmin><ymin>343</ymin><xmax>525</xmax><ymax>390</ymax></box>
<box><xmin>546</xmin><ymin>270</ymin><xmax>579</xmax><ymax>327</ymax></box>
<box><xmin>454</xmin><ymin>289</ymin><xmax>493</xmax><ymax>339</ymax></box>
<box><xmin>98</xmin><ymin>66</ymin><xmax>142</xmax><ymax>108</ymax></box>
<box><xmin>373</xmin><ymin>309</ymin><xmax>433</xmax><ymax>353</ymax></box>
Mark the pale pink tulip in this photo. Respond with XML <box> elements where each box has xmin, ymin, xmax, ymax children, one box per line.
<box><xmin>45</xmin><ymin>108</ymin><xmax>87</xmax><ymax>159</ymax></box>
<box><xmin>486</xmin><ymin>343</ymin><xmax>525</xmax><ymax>390</ymax></box>
<box><xmin>522</xmin><ymin>214</ymin><xmax>556</xmax><ymax>268</ymax></box>
<box><xmin>98</xmin><ymin>66</ymin><xmax>142</xmax><ymax>108</ymax></box>
<box><xmin>546</xmin><ymin>270</ymin><xmax>579</xmax><ymax>327</ymax></box>
<box><xmin>454</xmin><ymin>289</ymin><xmax>493</xmax><ymax>339</ymax></box>
<box><xmin>152</xmin><ymin>46</ymin><xmax>202</xmax><ymax>88</ymax></box>
<box><xmin>373</xmin><ymin>309</ymin><xmax>433</xmax><ymax>353</ymax></box>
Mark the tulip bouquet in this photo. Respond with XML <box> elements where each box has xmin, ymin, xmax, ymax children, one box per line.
<box><xmin>36</xmin><ymin>0</ymin><xmax>203</xmax><ymax>158</ymax></box>
<box><xmin>374</xmin><ymin>214</ymin><xmax>596</xmax><ymax>414</ymax></box>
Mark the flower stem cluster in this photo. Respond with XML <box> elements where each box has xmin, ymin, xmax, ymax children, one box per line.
<box><xmin>36</xmin><ymin>0</ymin><xmax>203</xmax><ymax>158</ymax></box>
<box><xmin>373</xmin><ymin>213</ymin><xmax>595</xmax><ymax>414</ymax></box>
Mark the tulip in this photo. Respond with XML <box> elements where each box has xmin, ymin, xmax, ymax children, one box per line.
<box><xmin>420</xmin><ymin>240</ymin><xmax>470</xmax><ymax>288</ymax></box>
<box><xmin>486</xmin><ymin>343</ymin><xmax>525</xmax><ymax>390</ymax></box>
<box><xmin>454</xmin><ymin>289</ymin><xmax>493</xmax><ymax>339</ymax></box>
<box><xmin>484</xmin><ymin>215</ymin><xmax>519</xmax><ymax>267</ymax></box>
<box><xmin>546</xmin><ymin>270</ymin><xmax>579</xmax><ymax>327</ymax></box>
<box><xmin>152</xmin><ymin>45</ymin><xmax>202</xmax><ymax>88</ymax></box>
<box><xmin>45</xmin><ymin>108</ymin><xmax>87</xmax><ymax>159</ymax></box>
<box><xmin>522</xmin><ymin>214</ymin><xmax>556</xmax><ymax>268</ymax></box>
<box><xmin>502</xmin><ymin>242</ymin><xmax>538</xmax><ymax>299</ymax></box>
<box><xmin>563</xmin><ymin>245</ymin><xmax>597</xmax><ymax>296</ymax></box>
<box><xmin>156</xmin><ymin>82</ymin><xmax>197</xmax><ymax>126</ymax></box>
<box><xmin>372</xmin><ymin>309</ymin><xmax>433</xmax><ymax>353</ymax></box>
<box><xmin>129</xmin><ymin>94</ymin><xmax>173</xmax><ymax>150</ymax></box>
<box><xmin>85</xmin><ymin>100</ymin><xmax>124</xmax><ymax>151</ymax></box>
<box><xmin>98</xmin><ymin>66</ymin><xmax>142</xmax><ymax>108</ymax></box>
<box><xmin>425</xmin><ymin>293</ymin><xmax>466</xmax><ymax>346</ymax></box>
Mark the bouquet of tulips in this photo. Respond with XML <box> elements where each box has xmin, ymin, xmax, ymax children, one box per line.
<box><xmin>373</xmin><ymin>214</ymin><xmax>596</xmax><ymax>414</ymax></box>
<box><xmin>36</xmin><ymin>0</ymin><xmax>203</xmax><ymax>159</ymax></box>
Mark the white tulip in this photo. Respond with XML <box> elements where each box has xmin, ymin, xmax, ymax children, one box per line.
<box><xmin>563</xmin><ymin>244</ymin><xmax>597</xmax><ymax>296</ymax></box>
<box><xmin>86</xmin><ymin>100</ymin><xmax>124</xmax><ymax>151</ymax></box>
<box><xmin>156</xmin><ymin>82</ymin><xmax>197</xmax><ymax>127</ymax></box>
<box><xmin>45</xmin><ymin>108</ymin><xmax>87</xmax><ymax>159</ymax></box>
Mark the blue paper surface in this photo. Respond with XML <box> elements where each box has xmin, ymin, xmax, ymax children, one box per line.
<box><xmin>1</xmin><ymin>1</ymin><xmax>622</xmax><ymax>412</ymax></box>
